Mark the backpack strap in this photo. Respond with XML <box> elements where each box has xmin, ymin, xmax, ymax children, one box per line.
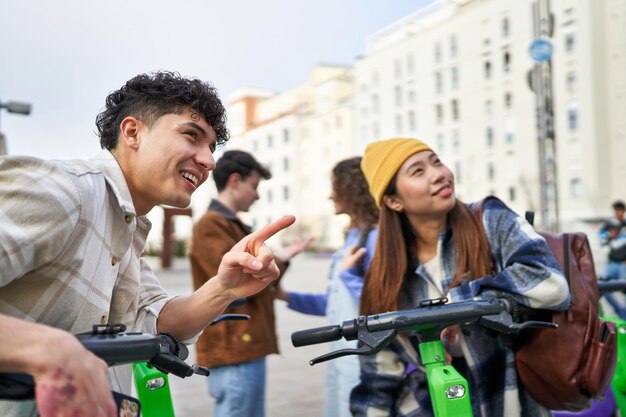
<box><xmin>524</xmin><ymin>212</ymin><xmax>571</xmax><ymax>284</ymax></box>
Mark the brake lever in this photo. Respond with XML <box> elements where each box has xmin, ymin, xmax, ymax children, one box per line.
<box><xmin>309</xmin><ymin>327</ymin><xmax>397</xmax><ymax>366</ymax></box>
<box><xmin>479</xmin><ymin>312</ymin><xmax>556</xmax><ymax>334</ymax></box>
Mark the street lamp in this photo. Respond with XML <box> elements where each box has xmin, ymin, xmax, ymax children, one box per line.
<box><xmin>0</xmin><ymin>99</ymin><xmax>32</xmax><ymax>155</ymax></box>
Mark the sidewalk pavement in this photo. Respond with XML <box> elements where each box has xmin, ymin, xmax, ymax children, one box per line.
<box><xmin>150</xmin><ymin>254</ymin><xmax>333</xmax><ymax>417</ymax></box>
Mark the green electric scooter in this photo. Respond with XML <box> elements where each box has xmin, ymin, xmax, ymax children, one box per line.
<box><xmin>0</xmin><ymin>314</ymin><xmax>247</xmax><ymax>417</ymax></box>
<box><xmin>132</xmin><ymin>313</ymin><xmax>248</xmax><ymax>417</ymax></box>
<box><xmin>292</xmin><ymin>297</ymin><xmax>553</xmax><ymax>417</ymax></box>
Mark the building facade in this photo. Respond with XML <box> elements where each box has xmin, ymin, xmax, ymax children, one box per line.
<box><xmin>352</xmin><ymin>0</ymin><xmax>625</xmax><ymax>244</ymax></box>
<box><xmin>147</xmin><ymin>0</ymin><xmax>625</xmax><ymax>262</ymax></box>
<box><xmin>222</xmin><ymin>65</ymin><xmax>355</xmax><ymax>250</ymax></box>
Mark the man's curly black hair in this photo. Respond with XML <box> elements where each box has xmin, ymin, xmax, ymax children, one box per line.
<box><xmin>96</xmin><ymin>71</ymin><xmax>229</xmax><ymax>150</ymax></box>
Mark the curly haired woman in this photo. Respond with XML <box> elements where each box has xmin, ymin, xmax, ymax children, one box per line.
<box><xmin>277</xmin><ymin>156</ymin><xmax>379</xmax><ymax>417</ymax></box>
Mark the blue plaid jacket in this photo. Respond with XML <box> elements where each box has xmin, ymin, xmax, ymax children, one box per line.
<box><xmin>350</xmin><ymin>198</ymin><xmax>570</xmax><ymax>417</ymax></box>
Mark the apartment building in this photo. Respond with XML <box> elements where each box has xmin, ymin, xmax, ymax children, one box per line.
<box><xmin>353</xmin><ymin>0</ymin><xmax>625</xmax><ymax>239</ymax></box>
<box><xmin>147</xmin><ymin>0</ymin><xmax>625</xmax><ymax>259</ymax></box>
<box><xmin>223</xmin><ymin>65</ymin><xmax>355</xmax><ymax>249</ymax></box>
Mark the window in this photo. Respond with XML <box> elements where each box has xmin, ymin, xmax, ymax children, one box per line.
<box><xmin>282</xmin><ymin>129</ymin><xmax>290</xmax><ymax>143</ymax></box>
<box><xmin>509</xmin><ymin>187</ymin><xmax>516</xmax><ymax>202</ymax></box>
<box><xmin>283</xmin><ymin>157</ymin><xmax>289</xmax><ymax>172</ymax></box>
<box><xmin>566</xmin><ymin>71</ymin><xmax>577</xmax><ymax>93</ymax></box>
<box><xmin>568</xmin><ymin>102</ymin><xmax>578</xmax><ymax>130</ymax></box>
<box><xmin>395</xmin><ymin>114</ymin><xmax>403</xmax><ymax>134</ymax></box>
<box><xmin>485</xmin><ymin>100</ymin><xmax>493</xmax><ymax>117</ymax></box>
<box><xmin>435</xmin><ymin>71</ymin><xmax>443</xmax><ymax>94</ymax></box>
<box><xmin>252</xmin><ymin>140</ymin><xmax>258</xmax><ymax>152</ymax></box>
<box><xmin>452</xmin><ymin>129</ymin><xmax>460</xmax><ymax>152</ymax></box>
<box><xmin>503</xmin><ymin>51</ymin><xmax>511</xmax><ymax>73</ymax></box>
<box><xmin>267</xmin><ymin>189</ymin><xmax>273</xmax><ymax>203</ymax></box>
<box><xmin>372</xmin><ymin>94</ymin><xmax>380</xmax><ymax>113</ymax></box>
<box><xmin>565</xmin><ymin>32</ymin><xmax>576</xmax><ymax>53</ymax></box>
<box><xmin>395</xmin><ymin>86</ymin><xmax>402</xmax><ymax>106</ymax></box>
<box><xmin>436</xmin><ymin>104</ymin><xmax>444</xmax><ymax>125</ymax></box>
<box><xmin>407</xmin><ymin>90</ymin><xmax>416</xmax><ymax>104</ymax></box>
<box><xmin>407</xmin><ymin>54</ymin><xmax>415</xmax><ymax>75</ymax></box>
<box><xmin>484</xmin><ymin>61</ymin><xmax>492</xmax><ymax>79</ymax></box>
<box><xmin>450</xmin><ymin>35</ymin><xmax>458</xmax><ymax>58</ymax></box>
<box><xmin>504</xmin><ymin>92</ymin><xmax>513</xmax><ymax>108</ymax></box>
<box><xmin>408</xmin><ymin>111</ymin><xmax>416</xmax><ymax>132</ymax></box>
<box><xmin>505</xmin><ymin>117</ymin><xmax>515</xmax><ymax>144</ymax></box>
<box><xmin>487</xmin><ymin>162</ymin><xmax>495</xmax><ymax>181</ymax></box>
<box><xmin>502</xmin><ymin>17</ymin><xmax>510</xmax><ymax>37</ymax></box>
<box><xmin>451</xmin><ymin>66</ymin><xmax>459</xmax><ymax>90</ymax></box>
<box><xmin>267</xmin><ymin>135</ymin><xmax>273</xmax><ymax>148</ymax></box>
<box><xmin>486</xmin><ymin>124</ymin><xmax>494</xmax><ymax>147</ymax></box>
<box><xmin>482</xmin><ymin>19</ymin><xmax>491</xmax><ymax>47</ymax></box>
<box><xmin>394</xmin><ymin>59</ymin><xmax>402</xmax><ymax>79</ymax></box>
<box><xmin>451</xmin><ymin>99</ymin><xmax>459</xmax><ymax>121</ymax></box>
<box><xmin>436</xmin><ymin>134</ymin><xmax>444</xmax><ymax>154</ymax></box>
<box><xmin>570</xmin><ymin>178</ymin><xmax>583</xmax><ymax>198</ymax></box>
<box><xmin>283</xmin><ymin>186</ymin><xmax>290</xmax><ymax>201</ymax></box>
<box><xmin>435</xmin><ymin>42</ymin><xmax>442</xmax><ymax>63</ymax></box>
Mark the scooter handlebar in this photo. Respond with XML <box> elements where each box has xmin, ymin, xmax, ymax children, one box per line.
<box><xmin>291</xmin><ymin>324</ymin><xmax>344</xmax><ymax>347</ymax></box>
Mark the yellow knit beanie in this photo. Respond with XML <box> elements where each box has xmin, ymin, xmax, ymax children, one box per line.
<box><xmin>360</xmin><ymin>138</ymin><xmax>432</xmax><ymax>206</ymax></box>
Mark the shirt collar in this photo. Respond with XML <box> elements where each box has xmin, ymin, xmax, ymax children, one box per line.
<box><xmin>88</xmin><ymin>150</ymin><xmax>152</xmax><ymax>232</ymax></box>
<box><xmin>209</xmin><ymin>199</ymin><xmax>252</xmax><ymax>233</ymax></box>
<box><xmin>89</xmin><ymin>150</ymin><xmax>136</xmax><ymax>216</ymax></box>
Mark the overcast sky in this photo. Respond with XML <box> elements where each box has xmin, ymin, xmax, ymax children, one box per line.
<box><xmin>0</xmin><ymin>0</ymin><xmax>432</xmax><ymax>160</ymax></box>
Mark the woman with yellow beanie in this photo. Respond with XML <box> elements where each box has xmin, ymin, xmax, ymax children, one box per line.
<box><xmin>351</xmin><ymin>138</ymin><xmax>570</xmax><ymax>417</ymax></box>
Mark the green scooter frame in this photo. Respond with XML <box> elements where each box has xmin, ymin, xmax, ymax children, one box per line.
<box><xmin>134</xmin><ymin>362</ymin><xmax>176</xmax><ymax>417</ymax></box>
<box><xmin>131</xmin><ymin>313</ymin><xmax>249</xmax><ymax>417</ymax></box>
<box><xmin>417</xmin><ymin>328</ymin><xmax>473</xmax><ymax>416</ymax></box>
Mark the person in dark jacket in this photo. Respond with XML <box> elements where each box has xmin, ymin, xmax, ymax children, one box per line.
<box><xmin>190</xmin><ymin>150</ymin><xmax>310</xmax><ymax>417</ymax></box>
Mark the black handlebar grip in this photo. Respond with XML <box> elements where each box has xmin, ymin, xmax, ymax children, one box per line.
<box><xmin>291</xmin><ymin>325</ymin><xmax>342</xmax><ymax>347</ymax></box>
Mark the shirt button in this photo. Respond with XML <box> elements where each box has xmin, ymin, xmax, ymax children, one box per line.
<box><xmin>111</xmin><ymin>257</ymin><xmax>119</xmax><ymax>266</ymax></box>
<box><xmin>241</xmin><ymin>333</ymin><xmax>252</xmax><ymax>343</ymax></box>
<box><xmin>124</xmin><ymin>215</ymin><xmax>133</xmax><ymax>224</ymax></box>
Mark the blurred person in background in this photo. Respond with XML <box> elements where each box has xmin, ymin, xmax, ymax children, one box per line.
<box><xmin>276</xmin><ymin>156</ymin><xmax>379</xmax><ymax>417</ymax></box>
<box><xmin>190</xmin><ymin>150</ymin><xmax>311</xmax><ymax>417</ymax></box>
<box><xmin>599</xmin><ymin>200</ymin><xmax>626</xmax><ymax>319</ymax></box>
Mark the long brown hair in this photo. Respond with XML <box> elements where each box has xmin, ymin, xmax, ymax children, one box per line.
<box><xmin>360</xmin><ymin>194</ymin><xmax>492</xmax><ymax>315</ymax></box>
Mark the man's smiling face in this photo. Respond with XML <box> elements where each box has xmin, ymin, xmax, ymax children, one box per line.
<box><xmin>124</xmin><ymin>108</ymin><xmax>217</xmax><ymax>215</ymax></box>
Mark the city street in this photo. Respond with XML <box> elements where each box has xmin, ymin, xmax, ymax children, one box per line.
<box><xmin>150</xmin><ymin>253</ymin><xmax>333</xmax><ymax>417</ymax></box>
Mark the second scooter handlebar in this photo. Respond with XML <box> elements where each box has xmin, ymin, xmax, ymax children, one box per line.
<box><xmin>292</xmin><ymin>298</ymin><xmax>554</xmax><ymax>349</ymax></box>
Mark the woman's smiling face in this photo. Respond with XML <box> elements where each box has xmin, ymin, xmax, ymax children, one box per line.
<box><xmin>383</xmin><ymin>150</ymin><xmax>456</xmax><ymax>219</ymax></box>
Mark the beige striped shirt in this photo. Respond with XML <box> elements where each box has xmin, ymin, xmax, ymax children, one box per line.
<box><xmin>0</xmin><ymin>150</ymin><xmax>175</xmax><ymax>415</ymax></box>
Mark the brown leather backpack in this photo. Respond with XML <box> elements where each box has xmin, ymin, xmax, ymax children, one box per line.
<box><xmin>473</xmin><ymin>198</ymin><xmax>617</xmax><ymax>411</ymax></box>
